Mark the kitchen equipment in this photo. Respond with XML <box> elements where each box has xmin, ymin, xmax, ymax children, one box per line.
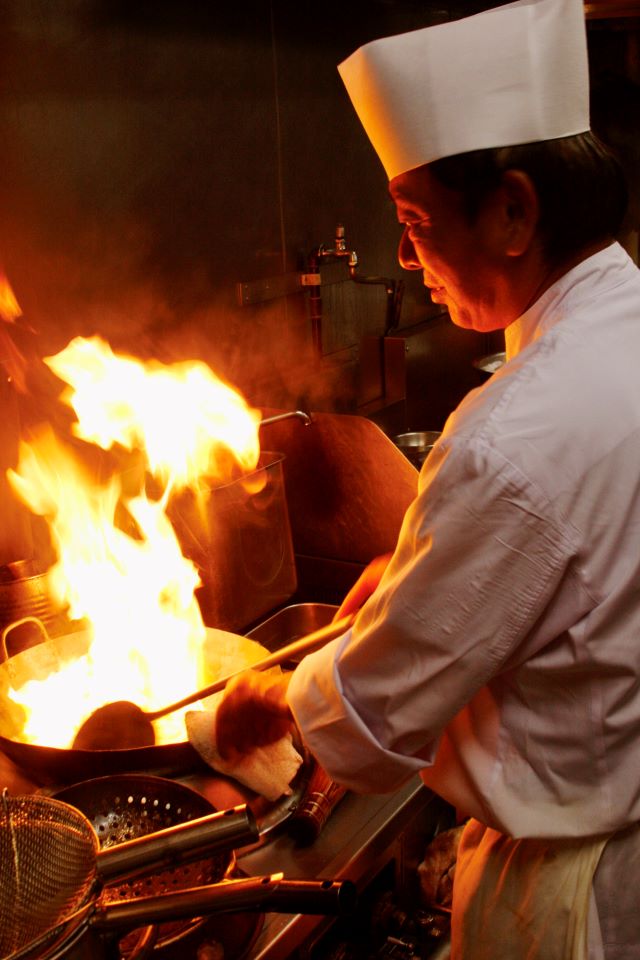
<box><xmin>71</xmin><ymin>613</ymin><xmax>354</xmax><ymax>751</ymax></box>
<box><xmin>0</xmin><ymin>792</ymin><xmax>355</xmax><ymax>960</ymax></box>
<box><xmin>393</xmin><ymin>432</ymin><xmax>442</xmax><ymax>469</ymax></box>
<box><xmin>50</xmin><ymin>780</ymin><xmax>256</xmax><ymax>886</ymax></box>
<box><xmin>0</xmin><ymin>792</ymin><xmax>256</xmax><ymax>956</ymax></box>
<box><xmin>252</xmin><ymin>413</ymin><xmax>418</xmax><ymax>591</ymax></box>
<box><xmin>245</xmin><ymin>602</ymin><xmax>337</xmax><ymax>655</ymax></box>
<box><xmin>0</xmin><ymin>561</ymin><xmax>67</xmax><ymax>659</ymax></box>
<box><xmin>0</xmin><ymin>727</ymin><xmax>198</xmax><ymax>786</ymax></box>
<box><xmin>169</xmin><ymin>452</ymin><xmax>297</xmax><ymax>633</ymax></box>
<box><xmin>51</xmin><ymin>774</ymin><xmax>250</xmax><ymax>957</ymax></box>
<box><xmin>473</xmin><ymin>351</ymin><xmax>506</xmax><ymax>375</ymax></box>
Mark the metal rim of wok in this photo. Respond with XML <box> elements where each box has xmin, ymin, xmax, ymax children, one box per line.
<box><xmin>0</xmin><ymin>734</ymin><xmax>311</xmax><ymax>838</ymax></box>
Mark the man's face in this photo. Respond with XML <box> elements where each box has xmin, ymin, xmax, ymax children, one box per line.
<box><xmin>390</xmin><ymin>166</ymin><xmax>515</xmax><ymax>332</ymax></box>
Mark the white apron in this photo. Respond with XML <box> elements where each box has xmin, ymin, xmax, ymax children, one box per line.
<box><xmin>451</xmin><ymin>819</ymin><xmax>611</xmax><ymax>960</ymax></box>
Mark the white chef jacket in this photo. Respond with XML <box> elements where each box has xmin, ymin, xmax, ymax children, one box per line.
<box><xmin>288</xmin><ymin>241</ymin><xmax>640</xmax><ymax>846</ymax></box>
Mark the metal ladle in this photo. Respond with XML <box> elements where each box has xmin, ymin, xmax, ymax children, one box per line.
<box><xmin>72</xmin><ymin>614</ymin><xmax>354</xmax><ymax>751</ymax></box>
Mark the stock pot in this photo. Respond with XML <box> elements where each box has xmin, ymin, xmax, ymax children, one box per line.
<box><xmin>0</xmin><ymin>561</ymin><xmax>67</xmax><ymax>659</ymax></box>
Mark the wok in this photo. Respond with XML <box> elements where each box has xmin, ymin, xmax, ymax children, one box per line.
<box><xmin>0</xmin><ymin>625</ymin><xmax>145</xmax><ymax>783</ymax></box>
<box><xmin>0</xmin><ymin>622</ymin><xmax>200</xmax><ymax>782</ymax></box>
<box><xmin>0</xmin><ymin>619</ymin><xmax>346</xmax><ymax>786</ymax></box>
<box><xmin>72</xmin><ymin>614</ymin><xmax>353</xmax><ymax>750</ymax></box>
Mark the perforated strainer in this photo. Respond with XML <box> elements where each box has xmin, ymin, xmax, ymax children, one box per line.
<box><xmin>52</xmin><ymin>774</ymin><xmax>230</xmax><ymax>897</ymax></box>
<box><xmin>0</xmin><ymin>791</ymin><xmax>99</xmax><ymax>957</ymax></box>
<box><xmin>53</xmin><ymin>774</ymin><xmax>234</xmax><ymax>955</ymax></box>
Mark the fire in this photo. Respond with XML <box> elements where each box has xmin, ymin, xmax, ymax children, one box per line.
<box><xmin>0</xmin><ymin>271</ymin><xmax>28</xmax><ymax>394</ymax></box>
<box><xmin>6</xmin><ymin>336</ymin><xmax>262</xmax><ymax>747</ymax></box>
<box><xmin>46</xmin><ymin>337</ymin><xmax>260</xmax><ymax>489</ymax></box>
<box><xmin>0</xmin><ymin>270</ymin><xmax>21</xmax><ymax>323</ymax></box>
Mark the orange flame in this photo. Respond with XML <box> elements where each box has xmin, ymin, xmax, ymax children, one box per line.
<box><xmin>6</xmin><ymin>337</ymin><xmax>262</xmax><ymax>747</ymax></box>
<box><xmin>0</xmin><ymin>272</ymin><xmax>28</xmax><ymax>393</ymax></box>
<box><xmin>0</xmin><ymin>270</ymin><xmax>21</xmax><ymax>324</ymax></box>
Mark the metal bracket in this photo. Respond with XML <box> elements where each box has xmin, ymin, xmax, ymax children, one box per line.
<box><xmin>236</xmin><ymin>271</ymin><xmax>304</xmax><ymax>306</ymax></box>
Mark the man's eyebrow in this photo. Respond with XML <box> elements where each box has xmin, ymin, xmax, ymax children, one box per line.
<box><xmin>392</xmin><ymin>202</ymin><xmax>417</xmax><ymax>221</ymax></box>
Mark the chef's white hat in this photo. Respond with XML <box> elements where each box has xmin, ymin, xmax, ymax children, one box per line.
<box><xmin>338</xmin><ymin>0</ymin><xmax>590</xmax><ymax>181</ymax></box>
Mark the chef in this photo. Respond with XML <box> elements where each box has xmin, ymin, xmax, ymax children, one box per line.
<box><xmin>215</xmin><ymin>1</ymin><xmax>640</xmax><ymax>957</ymax></box>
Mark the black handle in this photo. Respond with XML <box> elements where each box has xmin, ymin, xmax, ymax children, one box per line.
<box><xmin>93</xmin><ymin>875</ymin><xmax>357</xmax><ymax>931</ymax></box>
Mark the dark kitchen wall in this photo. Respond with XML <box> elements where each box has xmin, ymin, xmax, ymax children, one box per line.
<box><xmin>0</xmin><ymin>0</ymin><xmax>496</xmax><ymax>433</ymax></box>
<box><xmin>0</xmin><ymin>1</ymin><xmax>637</xmax><ymax>430</ymax></box>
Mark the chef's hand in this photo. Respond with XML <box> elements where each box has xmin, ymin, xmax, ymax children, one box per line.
<box><xmin>333</xmin><ymin>552</ymin><xmax>393</xmax><ymax>621</ymax></box>
<box><xmin>215</xmin><ymin>670</ymin><xmax>294</xmax><ymax>761</ymax></box>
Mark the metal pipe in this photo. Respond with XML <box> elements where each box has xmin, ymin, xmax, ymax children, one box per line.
<box><xmin>305</xmin><ymin>224</ymin><xmax>358</xmax><ymax>357</ymax></box>
<box><xmin>96</xmin><ymin>804</ymin><xmax>258</xmax><ymax>883</ymax></box>
<box><xmin>260</xmin><ymin>410</ymin><xmax>312</xmax><ymax>427</ymax></box>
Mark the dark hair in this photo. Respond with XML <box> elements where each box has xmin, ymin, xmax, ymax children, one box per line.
<box><xmin>429</xmin><ymin>132</ymin><xmax>628</xmax><ymax>263</ymax></box>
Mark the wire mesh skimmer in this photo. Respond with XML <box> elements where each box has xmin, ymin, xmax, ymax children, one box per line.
<box><xmin>0</xmin><ymin>791</ymin><xmax>99</xmax><ymax>957</ymax></box>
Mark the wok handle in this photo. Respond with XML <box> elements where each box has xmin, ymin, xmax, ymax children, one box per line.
<box><xmin>93</xmin><ymin>874</ymin><xmax>357</xmax><ymax>931</ymax></box>
<box><xmin>146</xmin><ymin>613</ymin><xmax>355</xmax><ymax>721</ymax></box>
<box><xmin>1</xmin><ymin>616</ymin><xmax>50</xmax><ymax>661</ymax></box>
<box><xmin>96</xmin><ymin>804</ymin><xmax>258</xmax><ymax>883</ymax></box>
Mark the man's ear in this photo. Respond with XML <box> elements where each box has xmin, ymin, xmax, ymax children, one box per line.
<box><xmin>499</xmin><ymin>169</ymin><xmax>540</xmax><ymax>257</ymax></box>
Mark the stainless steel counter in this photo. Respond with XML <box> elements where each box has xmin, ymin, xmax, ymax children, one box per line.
<box><xmin>234</xmin><ymin>778</ymin><xmax>447</xmax><ymax>960</ymax></box>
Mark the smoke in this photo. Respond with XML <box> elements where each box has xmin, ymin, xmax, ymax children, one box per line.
<box><xmin>0</xmin><ymin>176</ymin><xmax>353</xmax><ymax>423</ymax></box>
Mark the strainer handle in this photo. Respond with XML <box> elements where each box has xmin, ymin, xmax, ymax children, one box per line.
<box><xmin>96</xmin><ymin>804</ymin><xmax>258</xmax><ymax>883</ymax></box>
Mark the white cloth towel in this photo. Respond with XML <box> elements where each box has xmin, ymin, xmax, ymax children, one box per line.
<box><xmin>185</xmin><ymin>708</ymin><xmax>303</xmax><ymax>802</ymax></box>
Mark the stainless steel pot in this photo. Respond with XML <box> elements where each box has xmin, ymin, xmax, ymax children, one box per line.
<box><xmin>0</xmin><ymin>561</ymin><xmax>68</xmax><ymax>659</ymax></box>
<box><xmin>394</xmin><ymin>432</ymin><xmax>442</xmax><ymax>469</ymax></box>
<box><xmin>168</xmin><ymin>452</ymin><xmax>297</xmax><ymax>633</ymax></box>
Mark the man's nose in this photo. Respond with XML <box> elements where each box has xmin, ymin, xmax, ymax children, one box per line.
<box><xmin>398</xmin><ymin>228</ymin><xmax>422</xmax><ymax>270</ymax></box>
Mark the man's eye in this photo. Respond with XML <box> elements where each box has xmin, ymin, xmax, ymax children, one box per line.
<box><xmin>404</xmin><ymin>217</ymin><xmax>430</xmax><ymax>238</ymax></box>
